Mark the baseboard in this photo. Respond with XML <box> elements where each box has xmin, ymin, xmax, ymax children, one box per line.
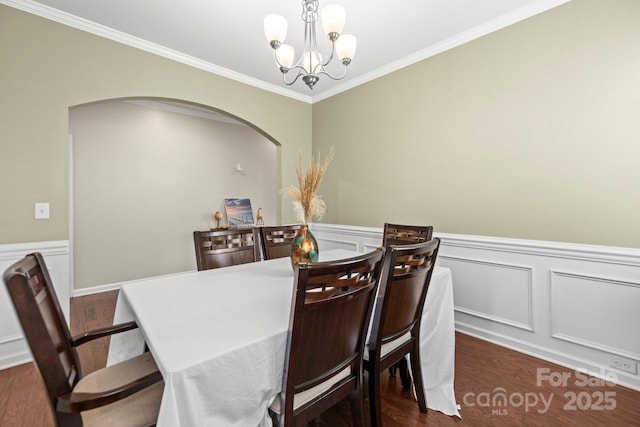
<box><xmin>71</xmin><ymin>268</ymin><xmax>198</xmax><ymax>297</ymax></box>
<box><xmin>455</xmin><ymin>324</ymin><xmax>640</xmax><ymax>392</ymax></box>
<box><xmin>0</xmin><ymin>335</ymin><xmax>31</xmax><ymax>370</ymax></box>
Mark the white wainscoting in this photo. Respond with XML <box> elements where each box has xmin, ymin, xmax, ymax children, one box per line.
<box><xmin>310</xmin><ymin>223</ymin><xmax>640</xmax><ymax>391</ymax></box>
<box><xmin>3</xmin><ymin>231</ymin><xmax>639</xmax><ymax>392</ymax></box>
<box><xmin>0</xmin><ymin>241</ymin><xmax>70</xmax><ymax>369</ymax></box>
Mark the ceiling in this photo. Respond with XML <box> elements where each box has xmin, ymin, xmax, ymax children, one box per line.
<box><xmin>7</xmin><ymin>0</ymin><xmax>568</xmax><ymax>103</ymax></box>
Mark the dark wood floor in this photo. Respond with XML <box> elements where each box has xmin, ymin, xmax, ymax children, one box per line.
<box><xmin>1</xmin><ymin>290</ymin><xmax>638</xmax><ymax>426</ymax></box>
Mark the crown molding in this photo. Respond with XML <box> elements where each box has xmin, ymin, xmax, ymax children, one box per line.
<box><xmin>311</xmin><ymin>0</ymin><xmax>571</xmax><ymax>102</ymax></box>
<box><xmin>1</xmin><ymin>0</ymin><xmax>313</xmax><ymax>103</ymax></box>
<box><xmin>3</xmin><ymin>0</ymin><xmax>569</xmax><ymax>105</ymax></box>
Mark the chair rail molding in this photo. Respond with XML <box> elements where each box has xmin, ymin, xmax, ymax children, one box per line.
<box><xmin>310</xmin><ymin>223</ymin><xmax>640</xmax><ymax>391</ymax></box>
<box><xmin>0</xmin><ymin>240</ymin><xmax>70</xmax><ymax>369</ymax></box>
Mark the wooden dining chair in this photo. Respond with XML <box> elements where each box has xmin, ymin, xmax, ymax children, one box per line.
<box><xmin>2</xmin><ymin>252</ymin><xmax>164</xmax><ymax>427</ymax></box>
<box><xmin>382</xmin><ymin>223</ymin><xmax>434</xmax><ymax>379</ymax></box>
<box><xmin>269</xmin><ymin>248</ymin><xmax>385</xmax><ymax>427</ymax></box>
<box><xmin>364</xmin><ymin>239</ymin><xmax>441</xmax><ymax>427</ymax></box>
<box><xmin>382</xmin><ymin>223</ymin><xmax>433</xmax><ymax>247</ymax></box>
<box><xmin>193</xmin><ymin>227</ymin><xmax>259</xmax><ymax>270</ymax></box>
<box><xmin>259</xmin><ymin>224</ymin><xmax>302</xmax><ymax>260</ymax></box>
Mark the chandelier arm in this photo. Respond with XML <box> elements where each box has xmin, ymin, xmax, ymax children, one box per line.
<box><xmin>319</xmin><ymin>43</ymin><xmax>336</xmax><ymax>67</ymax></box>
<box><xmin>315</xmin><ymin>65</ymin><xmax>348</xmax><ymax>81</ymax></box>
<box><xmin>282</xmin><ymin>69</ymin><xmax>306</xmax><ymax>86</ymax></box>
<box><xmin>272</xmin><ymin>52</ymin><xmax>285</xmax><ymax>69</ymax></box>
<box><xmin>272</xmin><ymin>49</ymin><xmax>308</xmax><ymax>75</ymax></box>
<box><xmin>289</xmin><ymin>64</ymin><xmax>313</xmax><ymax>74</ymax></box>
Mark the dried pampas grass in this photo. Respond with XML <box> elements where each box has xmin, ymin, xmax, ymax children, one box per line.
<box><xmin>281</xmin><ymin>147</ymin><xmax>334</xmax><ymax>224</ymax></box>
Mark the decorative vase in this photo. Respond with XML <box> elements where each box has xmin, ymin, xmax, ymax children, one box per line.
<box><xmin>290</xmin><ymin>224</ymin><xmax>319</xmax><ymax>267</ymax></box>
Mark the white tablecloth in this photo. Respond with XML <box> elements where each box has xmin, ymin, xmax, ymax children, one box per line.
<box><xmin>108</xmin><ymin>249</ymin><xmax>460</xmax><ymax>426</ymax></box>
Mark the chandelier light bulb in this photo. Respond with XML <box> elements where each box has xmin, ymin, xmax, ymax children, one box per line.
<box><xmin>302</xmin><ymin>51</ymin><xmax>322</xmax><ymax>74</ymax></box>
<box><xmin>276</xmin><ymin>44</ymin><xmax>295</xmax><ymax>69</ymax></box>
<box><xmin>335</xmin><ymin>34</ymin><xmax>357</xmax><ymax>62</ymax></box>
<box><xmin>321</xmin><ymin>4</ymin><xmax>345</xmax><ymax>39</ymax></box>
<box><xmin>264</xmin><ymin>14</ymin><xmax>288</xmax><ymax>46</ymax></box>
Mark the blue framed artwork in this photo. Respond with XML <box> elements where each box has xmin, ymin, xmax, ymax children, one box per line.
<box><xmin>224</xmin><ymin>198</ymin><xmax>254</xmax><ymax>227</ymax></box>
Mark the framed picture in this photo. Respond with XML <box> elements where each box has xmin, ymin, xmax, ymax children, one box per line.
<box><xmin>224</xmin><ymin>198</ymin><xmax>254</xmax><ymax>227</ymax></box>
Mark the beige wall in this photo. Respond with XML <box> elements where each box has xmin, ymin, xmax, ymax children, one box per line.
<box><xmin>312</xmin><ymin>0</ymin><xmax>640</xmax><ymax>248</ymax></box>
<box><xmin>71</xmin><ymin>101</ymin><xmax>278</xmax><ymax>288</ymax></box>
<box><xmin>0</xmin><ymin>5</ymin><xmax>311</xmax><ymax>245</ymax></box>
<box><xmin>2</xmin><ymin>0</ymin><xmax>639</xmax><ymax>253</ymax></box>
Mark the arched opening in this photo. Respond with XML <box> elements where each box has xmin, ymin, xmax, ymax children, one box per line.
<box><xmin>69</xmin><ymin>98</ymin><xmax>280</xmax><ymax>291</ymax></box>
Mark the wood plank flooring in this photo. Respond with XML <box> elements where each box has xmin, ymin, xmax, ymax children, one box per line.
<box><xmin>1</xmin><ymin>290</ymin><xmax>638</xmax><ymax>426</ymax></box>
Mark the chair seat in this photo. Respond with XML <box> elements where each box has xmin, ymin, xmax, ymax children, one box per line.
<box><xmin>79</xmin><ymin>352</ymin><xmax>164</xmax><ymax>427</ymax></box>
<box><xmin>3</xmin><ymin>253</ymin><xmax>164</xmax><ymax>427</ymax></box>
<box><xmin>365</xmin><ymin>332</ymin><xmax>412</xmax><ymax>361</ymax></box>
<box><xmin>270</xmin><ymin>366</ymin><xmax>351</xmax><ymax>414</ymax></box>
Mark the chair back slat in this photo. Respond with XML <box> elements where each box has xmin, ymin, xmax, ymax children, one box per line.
<box><xmin>3</xmin><ymin>252</ymin><xmax>80</xmax><ymax>408</ymax></box>
<box><xmin>259</xmin><ymin>225</ymin><xmax>302</xmax><ymax>260</ymax></box>
<box><xmin>193</xmin><ymin>228</ymin><xmax>258</xmax><ymax>270</ymax></box>
<box><xmin>382</xmin><ymin>223</ymin><xmax>433</xmax><ymax>247</ymax></box>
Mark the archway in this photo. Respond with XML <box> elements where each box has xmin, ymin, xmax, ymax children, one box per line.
<box><xmin>69</xmin><ymin>98</ymin><xmax>279</xmax><ymax>291</ymax></box>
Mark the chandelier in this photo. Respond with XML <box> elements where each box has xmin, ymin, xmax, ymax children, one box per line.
<box><xmin>264</xmin><ymin>0</ymin><xmax>357</xmax><ymax>90</ymax></box>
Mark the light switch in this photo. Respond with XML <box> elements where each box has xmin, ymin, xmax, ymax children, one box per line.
<box><xmin>35</xmin><ymin>202</ymin><xmax>50</xmax><ymax>219</ymax></box>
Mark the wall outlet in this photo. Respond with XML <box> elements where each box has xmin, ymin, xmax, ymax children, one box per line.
<box><xmin>609</xmin><ymin>355</ymin><xmax>638</xmax><ymax>374</ymax></box>
<box><xmin>35</xmin><ymin>202</ymin><xmax>50</xmax><ymax>219</ymax></box>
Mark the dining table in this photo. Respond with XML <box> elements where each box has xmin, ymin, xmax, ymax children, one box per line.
<box><xmin>108</xmin><ymin>248</ymin><xmax>460</xmax><ymax>426</ymax></box>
